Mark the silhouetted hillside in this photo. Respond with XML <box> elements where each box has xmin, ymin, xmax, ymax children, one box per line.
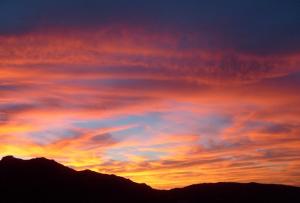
<box><xmin>0</xmin><ymin>156</ymin><xmax>299</xmax><ymax>203</ymax></box>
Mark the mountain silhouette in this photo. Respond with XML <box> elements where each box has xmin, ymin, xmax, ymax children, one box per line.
<box><xmin>0</xmin><ymin>156</ymin><xmax>299</xmax><ymax>203</ymax></box>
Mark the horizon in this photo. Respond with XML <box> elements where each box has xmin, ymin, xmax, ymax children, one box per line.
<box><xmin>1</xmin><ymin>155</ymin><xmax>300</xmax><ymax>190</ymax></box>
<box><xmin>1</xmin><ymin>0</ymin><xmax>300</xmax><ymax>189</ymax></box>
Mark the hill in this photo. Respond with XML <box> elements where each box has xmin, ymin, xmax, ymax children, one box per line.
<box><xmin>0</xmin><ymin>156</ymin><xmax>299</xmax><ymax>203</ymax></box>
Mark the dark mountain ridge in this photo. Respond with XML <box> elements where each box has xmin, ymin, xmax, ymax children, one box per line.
<box><xmin>0</xmin><ymin>156</ymin><xmax>299</xmax><ymax>203</ymax></box>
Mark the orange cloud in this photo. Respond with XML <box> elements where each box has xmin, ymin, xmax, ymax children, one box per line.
<box><xmin>0</xmin><ymin>27</ymin><xmax>300</xmax><ymax>189</ymax></box>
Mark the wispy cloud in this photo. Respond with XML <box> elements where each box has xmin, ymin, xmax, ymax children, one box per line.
<box><xmin>0</xmin><ymin>0</ymin><xmax>300</xmax><ymax>189</ymax></box>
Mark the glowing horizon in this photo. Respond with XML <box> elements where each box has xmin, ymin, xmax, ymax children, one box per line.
<box><xmin>1</xmin><ymin>0</ymin><xmax>300</xmax><ymax>189</ymax></box>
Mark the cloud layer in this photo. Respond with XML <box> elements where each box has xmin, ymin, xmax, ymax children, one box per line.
<box><xmin>0</xmin><ymin>0</ymin><xmax>300</xmax><ymax>189</ymax></box>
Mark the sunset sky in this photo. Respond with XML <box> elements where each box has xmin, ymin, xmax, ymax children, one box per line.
<box><xmin>1</xmin><ymin>0</ymin><xmax>300</xmax><ymax>189</ymax></box>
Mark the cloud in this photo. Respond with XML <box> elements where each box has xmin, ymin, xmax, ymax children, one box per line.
<box><xmin>1</xmin><ymin>30</ymin><xmax>299</xmax><ymax>88</ymax></box>
<box><xmin>0</xmin><ymin>0</ymin><xmax>300</xmax><ymax>189</ymax></box>
<box><xmin>1</xmin><ymin>0</ymin><xmax>300</xmax><ymax>55</ymax></box>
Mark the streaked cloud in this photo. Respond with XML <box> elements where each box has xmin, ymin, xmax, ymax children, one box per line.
<box><xmin>0</xmin><ymin>0</ymin><xmax>300</xmax><ymax>189</ymax></box>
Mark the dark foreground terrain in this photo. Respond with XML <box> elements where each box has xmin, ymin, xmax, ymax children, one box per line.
<box><xmin>0</xmin><ymin>156</ymin><xmax>299</xmax><ymax>203</ymax></box>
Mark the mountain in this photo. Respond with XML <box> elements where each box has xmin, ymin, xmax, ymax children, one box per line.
<box><xmin>0</xmin><ymin>156</ymin><xmax>299</xmax><ymax>203</ymax></box>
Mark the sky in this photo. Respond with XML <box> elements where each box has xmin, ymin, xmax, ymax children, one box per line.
<box><xmin>0</xmin><ymin>0</ymin><xmax>300</xmax><ymax>189</ymax></box>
